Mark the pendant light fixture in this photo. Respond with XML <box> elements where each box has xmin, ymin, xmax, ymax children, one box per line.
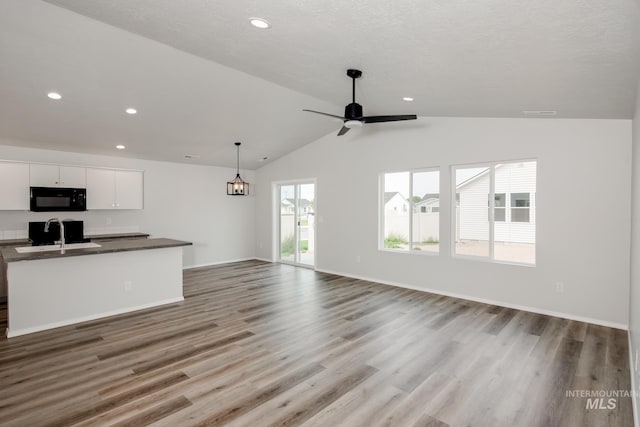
<box><xmin>227</xmin><ymin>142</ymin><xmax>249</xmax><ymax>195</ymax></box>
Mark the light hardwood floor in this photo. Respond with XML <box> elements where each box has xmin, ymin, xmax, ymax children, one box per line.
<box><xmin>0</xmin><ymin>260</ymin><xmax>633</xmax><ymax>426</ymax></box>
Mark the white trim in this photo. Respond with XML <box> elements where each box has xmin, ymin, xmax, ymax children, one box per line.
<box><xmin>629</xmin><ymin>332</ymin><xmax>639</xmax><ymax>427</ymax></box>
<box><xmin>379</xmin><ymin>248</ymin><xmax>440</xmax><ymax>257</ymax></box>
<box><xmin>274</xmin><ymin>179</ymin><xmax>316</xmax><ymax>267</ymax></box>
<box><xmin>314</xmin><ymin>267</ymin><xmax>628</xmax><ymax>330</ymax></box>
<box><xmin>6</xmin><ymin>297</ymin><xmax>184</xmax><ymax>338</ymax></box>
<box><xmin>0</xmin><ymin>158</ymin><xmax>144</xmax><ymax>173</ymax></box>
<box><xmin>489</xmin><ymin>166</ymin><xmax>495</xmax><ymax>259</ymax></box>
<box><xmin>278</xmin><ymin>260</ymin><xmax>315</xmax><ymax>270</ymax></box>
<box><xmin>184</xmin><ymin>257</ymin><xmax>257</xmax><ymax>269</ymax></box>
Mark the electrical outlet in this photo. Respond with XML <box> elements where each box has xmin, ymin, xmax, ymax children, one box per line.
<box><xmin>555</xmin><ymin>282</ymin><xmax>565</xmax><ymax>293</ymax></box>
<box><xmin>356</xmin><ymin>255</ymin><xmax>361</xmax><ymax>263</ymax></box>
<box><xmin>106</xmin><ymin>217</ymin><xmax>112</xmax><ymax>225</ymax></box>
<box><xmin>124</xmin><ymin>280</ymin><xmax>132</xmax><ymax>292</ymax></box>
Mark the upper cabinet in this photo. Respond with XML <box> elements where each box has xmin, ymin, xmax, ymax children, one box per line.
<box><xmin>115</xmin><ymin>170</ymin><xmax>144</xmax><ymax>210</ymax></box>
<box><xmin>0</xmin><ymin>162</ymin><xmax>30</xmax><ymax>210</ymax></box>
<box><xmin>86</xmin><ymin>168</ymin><xmax>144</xmax><ymax>210</ymax></box>
<box><xmin>30</xmin><ymin>164</ymin><xmax>86</xmax><ymax>188</ymax></box>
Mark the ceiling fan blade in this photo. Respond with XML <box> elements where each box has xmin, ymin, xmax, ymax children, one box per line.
<box><xmin>302</xmin><ymin>109</ymin><xmax>345</xmax><ymax>120</ymax></box>
<box><xmin>337</xmin><ymin>126</ymin><xmax>350</xmax><ymax>136</ymax></box>
<box><xmin>362</xmin><ymin>114</ymin><xmax>417</xmax><ymax>123</ymax></box>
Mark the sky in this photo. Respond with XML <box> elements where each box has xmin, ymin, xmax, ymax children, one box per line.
<box><xmin>279</xmin><ymin>183</ymin><xmax>314</xmax><ymax>201</ymax></box>
<box><xmin>384</xmin><ymin>167</ymin><xmax>488</xmax><ymax>198</ymax></box>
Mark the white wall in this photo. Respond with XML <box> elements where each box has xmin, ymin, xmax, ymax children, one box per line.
<box><xmin>255</xmin><ymin>117</ymin><xmax>632</xmax><ymax>327</ymax></box>
<box><xmin>629</xmin><ymin>81</ymin><xmax>640</xmax><ymax>423</ymax></box>
<box><xmin>0</xmin><ymin>142</ymin><xmax>255</xmax><ymax>268</ymax></box>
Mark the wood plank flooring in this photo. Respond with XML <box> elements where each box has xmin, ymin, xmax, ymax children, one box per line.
<box><xmin>0</xmin><ymin>260</ymin><xmax>633</xmax><ymax>426</ymax></box>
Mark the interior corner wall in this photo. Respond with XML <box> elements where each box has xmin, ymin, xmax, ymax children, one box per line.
<box><xmin>0</xmin><ymin>143</ymin><xmax>255</xmax><ymax>268</ymax></box>
<box><xmin>629</xmin><ymin>80</ymin><xmax>640</xmax><ymax>424</ymax></box>
<box><xmin>254</xmin><ymin>117</ymin><xmax>632</xmax><ymax>327</ymax></box>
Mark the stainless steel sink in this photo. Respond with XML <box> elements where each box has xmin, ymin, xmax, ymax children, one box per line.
<box><xmin>15</xmin><ymin>242</ymin><xmax>102</xmax><ymax>253</ymax></box>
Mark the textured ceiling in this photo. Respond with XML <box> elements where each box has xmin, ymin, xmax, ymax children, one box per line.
<box><xmin>1</xmin><ymin>0</ymin><xmax>639</xmax><ymax>168</ymax></box>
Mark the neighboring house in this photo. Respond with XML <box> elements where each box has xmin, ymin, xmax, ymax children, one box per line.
<box><xmin>384</xmin><ymin>192</ymin><xmax>409</xmax><ymax>215</ymax></box>
<box><xmin>384</xmin><ymin>192</ymin><xmax>439</xmax><ymax>242</ymax></box>
<box><xmin>456</xmin><ymin>162</ymin><xmax>536</xmax><ymax>244</ymax></box>
<box><xmin>415</xmin><ymin>193</ymin><xmax>439</xmax><ymax>213</ymax></box>
<box><xmin>281</xmin><ymin>198</ymin><xmax>313</xmax><ymax>215</ymax></box>
<box><xmin>280</xmin><ymin>199</ymin><xmax>295</xmax><ymax>215</ymax></box>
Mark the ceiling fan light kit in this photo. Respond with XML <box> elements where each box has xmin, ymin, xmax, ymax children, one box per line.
<box><xmin>303</xmin><ymin>69</ymin><xmax>417</xmax><ymax>136</ymax></box>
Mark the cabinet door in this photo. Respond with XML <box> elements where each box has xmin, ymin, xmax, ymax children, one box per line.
<box><xmin>86</xmin><ymin>168</ymin><xmax>115</xmax><ymax>209</ymax></box>
<box><xmin>0</xmin><ymin>162</ymin><xmax>30</xmax><ymax>210</ymax></box>
<box><xmin>115</xmin><ymin>170</ymin><xmax>143</xmax><ymax>209</ymax></box>
<box><xmin>29</xmin><ymin>164</ymin><xmax>59</xmax><ymax>187</ymax></box>
<box><xmin>59</xmin><ymin>166</ymin><xmax>86</xmax><ymax>188</ymax></box>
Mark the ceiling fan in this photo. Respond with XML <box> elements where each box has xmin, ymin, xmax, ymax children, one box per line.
<box><xmin>303</xmin><ymin>69</ymin><xmax>417</xmax><ymax>136</ymax></box>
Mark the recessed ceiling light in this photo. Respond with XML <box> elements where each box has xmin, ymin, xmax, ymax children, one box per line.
<box><xmin>116</xmin><ymin>145</ymin><xmax>126</xmax><ymax>150</ymax></box>
<box><xmin>183</xmin><ymin>154</ymin><xmax>200</xmax><ymax>159</ymax></box>
<box><xmin>47</xmin><ymin>92</ymin><xmax>62</xmax><ymax>100</ymax></box>
<box><xmin>249</xmin><ymin>17</ymin><xmax>271</xmax><ymax>29</ymax></box>
<box><xmin>258</xmin><ymin>156</ymin><xmax>268</xmax><ymax>162</ymax></box>
<box><xmin>125</xmin><ymin>108</ymin><xmax>137</xmax><ymax>115</ymax></box>
<box><xmin>402</xmin><ymin>97</ymin><xmax>414</xmax><ymax>102</ymax></box>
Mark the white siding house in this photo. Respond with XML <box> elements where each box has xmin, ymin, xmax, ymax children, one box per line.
<box><xmin>384</xmin><ymin>192</ymin><xmax>409</xmax><ymax>215</ymax></box>
<box><xmin>457</xmin><ymin>162</ymin><xmax>536</xmax><ymax>244</ymax></box>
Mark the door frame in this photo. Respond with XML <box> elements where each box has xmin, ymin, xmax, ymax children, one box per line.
<box><xmin>273</xmin><ymin>178</ymin><xmax>316</xmax><ymax>268</ymax></box>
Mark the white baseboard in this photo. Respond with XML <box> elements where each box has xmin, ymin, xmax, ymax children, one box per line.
<box><xmin>184</xmin><ymin>258</ymin><xmax>257</xmax><ymax>269</ymax></box>
<box><xmin>6</xmin><ymin>296</ymin><xmax>184</xmax><ymax>338</ymax></box>
<box><xmin>314</xmin><ymin>267</ymin><xmax>628</xmax><ymax>330</ymax></box>
<box><xmin>629</xmin><ymin>332</ymin><xmax>639</xmax><ymax>427</ymax></box>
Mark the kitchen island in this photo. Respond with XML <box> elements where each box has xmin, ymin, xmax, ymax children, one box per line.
<box><xmin>1</xmin><ymin>237</ymin><xmax>192</xmax><ymax>337</ymax></box>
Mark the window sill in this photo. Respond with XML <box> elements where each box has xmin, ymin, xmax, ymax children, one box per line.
<box><xmin>379</xmin><ymin>248</ymin><xmax>440</xmax><ymax>256</ymax></box>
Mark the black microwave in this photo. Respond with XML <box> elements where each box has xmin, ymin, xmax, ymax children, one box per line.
<box><xmin>30</xmin><ymin>187</ymin><xmax>87</xmax><ymax>212</ymax></box>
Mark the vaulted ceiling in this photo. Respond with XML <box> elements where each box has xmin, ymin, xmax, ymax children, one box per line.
<box><xmin>1</xmin><ymin>0</ymin><xmax>639</xmax><ymax>168</ymax></box>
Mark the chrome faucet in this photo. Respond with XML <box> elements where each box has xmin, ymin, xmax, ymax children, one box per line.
<box><xmin>44</xmin><ymin>218</ymin><xmax>65</xmax><ymax>253</ymax></box>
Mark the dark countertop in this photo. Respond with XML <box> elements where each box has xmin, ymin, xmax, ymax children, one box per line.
<box><xmin>0</xmin><ymin>232</ymin><xmax>150</xmax><ymax>247</ymax></box>
<box><xmin>90</xmin><ymin>232</ymin><xmax>151</xmax><ymax>240</ymax></box>
<box><xmin>1</xmin><ymin>238</ymin><xmax>192</xmax><ymax>263</ymax></box>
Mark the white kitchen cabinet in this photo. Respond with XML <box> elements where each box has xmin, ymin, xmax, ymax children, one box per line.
<box><xmin>86</xmin><ymin>168</ymin><xmax>143</xmax><ymax>210</ymax></box>
<box><xmin>30</xmin><ymin>164</ymin><xmax>86</xmax><ymax>188</ymax></box>
<box><xmin>0</xmin><ymin>162</ymin><xmax>29</xmax><ymax>210</ymax></box>
<box><xmin>115</xmin><ymin>170</ymin><xmax>144</xmax><ymax>209</ymax></box>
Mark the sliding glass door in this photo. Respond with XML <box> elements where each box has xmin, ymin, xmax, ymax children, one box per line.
<box><xmin>278</xmin><ymin>181</ymin><xmax>315</xmax><ymax>267</ymax></box>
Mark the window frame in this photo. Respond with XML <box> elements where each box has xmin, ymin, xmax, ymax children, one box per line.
<box><xmin>379</xmin><ymin>167</ymin><xmax>441</xmax><ymax>255</ymax></box>
<box><xmin>451</xmin><ymin>159</ymin><xmax>537</xmax><ymax>266</ymax></box>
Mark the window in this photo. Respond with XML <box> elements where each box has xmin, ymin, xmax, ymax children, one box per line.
<box><xmin>489</xmin><ymin>193</ymin><xmax>506</xmax><ymax>222</ymax></box>
<box><xmin>510</xmin><ymin>193</ymin><xmax>530</xmax><ymax>222</ymax></box>
<box><xmin>381</xmin><ymin>169</ymin><xmax>440</xmax><ymax>253</ymax></box>
<box><xmin>454</xmin><ymin>160</ymin><xmax>536</xmax><ymax>264</ymax></box>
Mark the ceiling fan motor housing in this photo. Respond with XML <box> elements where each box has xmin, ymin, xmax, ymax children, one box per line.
<box><xmin>345</xmin><ymin>102</ymin><xmax>363</xmax><ymax>120</ymax></box>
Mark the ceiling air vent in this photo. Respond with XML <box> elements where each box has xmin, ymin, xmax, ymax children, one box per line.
<box><xmin>522</xmin><ymin>110</ymin><xmax>557</xmax><ymax>116</ymax></box>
